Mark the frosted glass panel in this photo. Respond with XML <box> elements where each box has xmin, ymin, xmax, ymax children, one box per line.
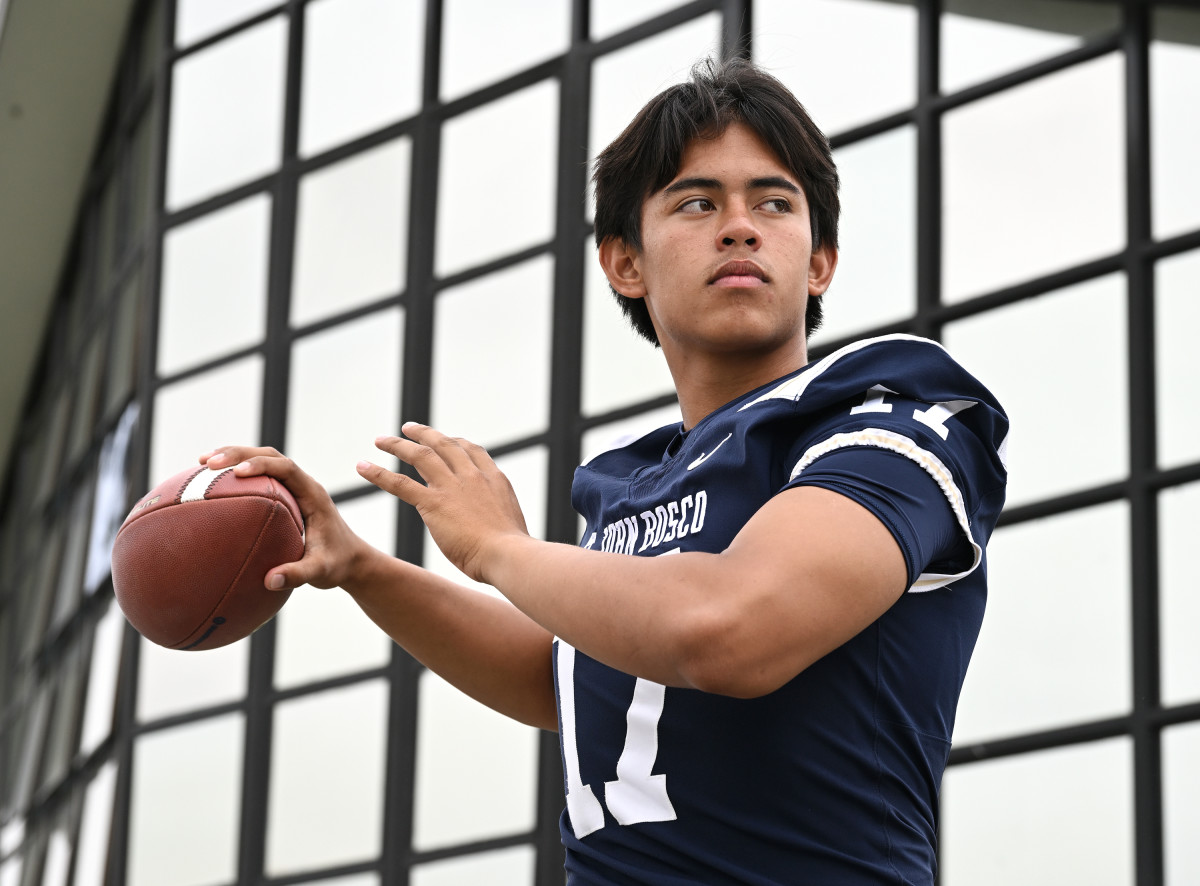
<box><xmin>431</xmin><ymin>256</ymin><xmax>553</xmax><ymax>446</ymax></box>
<box><xmin>79</xmin><ymin>603</ymin><xmax>125</xmax><ymax>755</ymax></box>
<box><xmin>941</xmin><ymin>739</ymin><xmax>1133</xmax><ymax>886</ymax></box>
<box><xmin>1155</xmin><ymin>250</ymin><xmax>1200</xmax><ymax>469</ymax></box>
<box><xmin>581</xmin><ymin>405</ymin><xmax>682</xmax><ymax>467</ymax></box>
<box><xmin>149</xmin><ymin>354</ymin><xmax>264</xmax><ymax>488</ymax></box>
<box><xmin>1152</xmin><ymin>9</ymin><xmax>1200</xmax><ymax>239</ymax></box>
<box><xmin>582</xmin><ymin>244</ymin><xmax>675</xmax><ymax>417</ymax></box>
<box><xmin>592</xmin><ymin>0</ymin><xmax>688</xmax><ymax>39</ymax></box>
<box><xmin>300</xmin><ymin>0</ymin><xmax>424</xmax><ymax>156</ymax></box>
<box><xmin>942</xmin><ymin>1</ymin><xmax>1118</xmax><ymax>94</ymax></box>
<box><xmin>266</xmin><ymin>681</ymin><xmax>388</xmax><ymax>875</ymax></box>
<box><xmin>423</xmin><ymin>446</ymin><xmax>549</xmax><ymax>593</ymax></box>
<box><xmin>128</xmin><ymin>715</ymin><xmax>244</xmax><ymax>886</ymax></box>
<box><xmin>441</xmin><ymin>0</ymin><xmax>568</xmax><ymax>100</ymax></box>
<box><xmin>1160</xmin><ymin>482</ymin><xmax>1200</xmax><ymax>706</ymax></box>
<box><xmin>412</xmin><ymin>670</ymin><xmax>539</xmax><ymax>850</ymax></box>
<box><xmin>137</xmin><ymin>637</ymin><xmax>248</xmax><ymax>722</ymax></box>
<box><xmin>411</xmin><ymin>845</ymin><xmax>536</xmax><ymax>886</ymax></box>
<box><xmin>274</xmin><ymin>492</ymin><xmax>395</xmax><ymax>688</ymax></box>
<box><xmin>74</xmin><ymin>762</ymin><xmax>117</xmax><ymax>886</ymax></box>
<box><xmin>175</xmin><ymin>0</ymin><xmax>280</xmax><ymax>47</ymax></box>
<box><xmin>1165</xmin><ymin>722</ymin><xmax>1200</xmax><ymax>886</ymax></box>
<box><xmin>287</xmin><ymin>308</ymin><xmax>403</xmax><ymax>495</ymax></box>
<box><xmin>436</xmin><ymin>82</ymin><xmax>558</xmax><ymax>276</ymax></box>
<box><xmin>158</xmin><ymin>194</ymin><xmax>270</xmax><ymax>375</ymax></box>
<box><xmin>166</xmin><ymin>17</ymin><xmax>286</xmax><ymax>209</ymax></box>
<box><xmin>943</xmin><ymin>54</ymin><xmax>1124</xmax><ymax>301</ymax></box>
<box><xmin>942</xmin><ymin>275</ymin><xmax>1128</xmax><ymax>507</ymax></box>
<box><xmin>590</xmin><ymin>15</ymin><xmax>722</xmax><ymax>174</ymax></box>
<box><xmin>755</xmin><ymin>0</ymin><xmax>917</xmax><ymax>135</ymax></box>
<box><xmin>812</xmin><ymin>126</ymin><xmax>916</xmax><ymax>345</ymax></box>
<box><xmin>953</xmin><ymin>503</ymin><xmax>1130</xmax><ymax>744</ymax></box>
<box><xmin>292</xmin><ymin>139</ymin><xmax>411</xmax><ymax>327</ymax></box>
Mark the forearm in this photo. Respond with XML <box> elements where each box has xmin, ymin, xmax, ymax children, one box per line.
<box><xmin>343</xmin><ymin>546</ymin><xmax>558</xmax><ymax>730</ymax></box>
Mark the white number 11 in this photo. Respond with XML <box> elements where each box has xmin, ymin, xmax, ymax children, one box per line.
<box><xmin>556</xmin><ymin>640</ymin><xmax>677</xmax><ymax>838</ymax></box>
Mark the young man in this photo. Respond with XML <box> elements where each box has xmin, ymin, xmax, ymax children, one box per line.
<box><xmin>203</xmin><ymin>59</ymin><xmax>1008</xmax><ymax>884</ymax></box>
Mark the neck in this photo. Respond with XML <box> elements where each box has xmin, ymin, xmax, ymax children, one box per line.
<box><xmin>665</xmin><ymin>342</ymin><xmax>809</xmax><ymax>429</ymax></box>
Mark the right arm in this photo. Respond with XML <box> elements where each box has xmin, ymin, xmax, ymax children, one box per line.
<box><xmin>200</xmin><ymin>446</ymin><xmax>558</xmax><ymax>731</ymax></box>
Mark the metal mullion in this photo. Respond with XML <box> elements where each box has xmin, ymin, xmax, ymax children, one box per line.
<box><xmin>1122</xmin><ymin>3</ymin><xmax>1163</xmax><ymax>885</ymax></box>
<box><xmin>384</xmin><ymin>2</ymin><xmax>446</xmax><ymax>882</ymax></box>
<box><xmin>914</xmin><ymin>0</ymin><xmax>941</xmax><ymax>340</ymax></box>
<box><xmin>169</xmin><ymin>3</ymin><xmax>289</xmax><ymax>62</ymax></box>
<box><xmin>233</xmin><ymin>0</ymin><xmax>306</xmax><ymax>882</ymax></box>
<box><xmin>720</xmin><ymin>0</ymin><xmax>752</xmax><ymax>57</ymax></box>
<box><xmin>536</xmin><ymin>4</ymin><xmax>591</xmax><ymax>882</ymax></box>
<box><xmin>110</xmin><ymin>0</ymin><xmax>175</xmax><ymax>881</ymax></box>
<box><xmin>588</xmin><ymin>0</ymin><xmax>722</xmax><ymax>59</ymax></box>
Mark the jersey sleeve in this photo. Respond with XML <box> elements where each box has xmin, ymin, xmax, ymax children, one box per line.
<box><xmin>785</xmin><ymin>446</ymin><xmax>965</xmax><ymax>590</ymax></box>
<box><xmin>776</xmin><ymin>387</ymin><xmax>1007</xmax><ymax>593</ymax></box>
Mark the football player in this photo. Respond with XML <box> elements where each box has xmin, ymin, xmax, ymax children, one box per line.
<box><xmin>204</xmin><ymin>57</ymin><xmax>1008</xmax><ymax>884</ymax></box>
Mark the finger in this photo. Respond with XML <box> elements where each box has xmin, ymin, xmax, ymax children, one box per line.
<box><xmin>264</xmin><ymin>561</ymin><xmax>314</xmax><ymax>592</ymax></box>
<box><xmin>374</xmin><ymin>432</ymin><xmax>458</xmax><ymax>483</ymax></box>
<box><xmin>398</xmin><ymin>422</ymin><xmax>477</xmax><ymax>473</ymax></box>
<box><xmin>357</xmin><ymin>458</ymin><xmax>429</xmax><ymax>507</ymax></box>
<box><xmin>203</xmin><ymin>445</ymin><xmax>281</xmax><ymax>469</ymax></box>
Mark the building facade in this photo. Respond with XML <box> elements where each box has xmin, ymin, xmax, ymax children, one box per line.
<box><xmin>1</xmin><ymin>1</ymin><xmax>1198</xmax><ymax>884</ymax></box>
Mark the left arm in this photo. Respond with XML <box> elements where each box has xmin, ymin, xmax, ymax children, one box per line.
<box><xmin>364</xmin><ymin>423</ymin><xmax>908</xmax><ymax>699</ymax></box>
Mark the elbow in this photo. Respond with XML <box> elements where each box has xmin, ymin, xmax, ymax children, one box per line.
<box><xmin>671</xmin><ymin>606</ymin><xmax>804</xmax><ymax>699</ymax></box>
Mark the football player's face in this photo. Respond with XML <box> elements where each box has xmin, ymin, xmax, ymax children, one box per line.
<box><xmin>606</xmin><ymin>122</ymin><xmax>835</xmax><ymax>363</ymax></box>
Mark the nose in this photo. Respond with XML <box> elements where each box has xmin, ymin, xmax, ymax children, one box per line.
<box><xmin>716</xmin><ymin>202</ymin><xmax>760</xmax><ymax>249</ymax></box>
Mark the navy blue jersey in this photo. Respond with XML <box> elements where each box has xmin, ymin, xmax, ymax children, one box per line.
<box><xmin>557</xmin><ymin>335</ymin><xmax>1009</xmax><ymax>885</ymax></box>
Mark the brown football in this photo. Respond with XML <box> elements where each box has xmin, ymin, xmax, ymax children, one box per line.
<box><xmin>111</xmin><ymin>465</ymin><xmax>304</xmax><ymax>651</ymax></box>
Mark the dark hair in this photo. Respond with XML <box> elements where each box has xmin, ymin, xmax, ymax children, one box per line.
<box><xmin>592</xmin><ymin>57</ymin><xmax>840</xmax><ymax>346</ymax></box>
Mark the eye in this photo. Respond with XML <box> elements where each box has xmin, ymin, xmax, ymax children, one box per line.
<box><xmin>678</xmin><ymin>197</ymin><xmax>716</xmax><ymax>214</ymax></box>
<box><xmin>758</xmin><ymin>197</ymin><xmax>792</xmax><ymax>214</ymax></box>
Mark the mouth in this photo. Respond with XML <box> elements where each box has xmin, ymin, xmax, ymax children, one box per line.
<box><xmin>709</xmin><ymin>261</ymin><xmax>768</xmax><ymax>287</ymax></box>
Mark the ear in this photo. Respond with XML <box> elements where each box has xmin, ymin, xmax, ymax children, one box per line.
<box><xmin>598</xmin><ymin>237</ymin><xmax>647</xmax><ymax>300</ymax></box>
<box><xmin>808</xmin><ymin>243</ymin><xmax>838</xmax><ymax>296</ymax></box>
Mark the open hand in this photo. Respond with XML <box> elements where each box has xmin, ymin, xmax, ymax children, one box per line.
<box><xmin>359</xmin><ymin>423</ymin><xmax>529</xmax><ymax>583</ymax></box>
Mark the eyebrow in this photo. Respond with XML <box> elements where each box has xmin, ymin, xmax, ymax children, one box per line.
<box><xmin>661</xmin><ymin>175</ymin><xmax>803</xmax><ymax>197</ymax></box>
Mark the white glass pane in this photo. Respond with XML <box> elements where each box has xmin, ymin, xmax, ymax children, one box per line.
<box><xmin>581</xmin><ymin>404</ymin><xmax>682</xmax><ymax>467</ymax></box>
<box><xmin>137</xmin><ymin>637</ymin><xmax>248</xmax><ymax>723</ymax></box>
<box><xmin>812</xmin><ymin>126</ymin><xmax>916</xmax><ymax>345</ymax></box>
<box><xmin>942</xmin><ymin>275</ymin><xmax>1128</xmax><ymax>507</ymax></box>
<box><xmin>274</xmin><ymin>493</ymin><xmax>395</xmax><ymax>688</ymax></box>
<box><xmin>941</xmin><ymin>739</ymin><xmax>1133</xmax><ymax>886</ymax></box>
<box><xmin>175</xmin><ymin>0</ymin><xmax>280</xmax><ymax>47</ymax></box>
<box><xmin>411</xmin><ymin>845</ymin><xmax>536</xmax><ymax>886</ymax></box>
<box><xmin>1155</xmin><ymin>250</ymin><xmax>1200</xmax><ymax>469</ymax></box>
<box><xmin>292</xmin><ymin>139</ymin><xmax>411</xmax><ymax>326</ymax></box>
<box><xmin>755</xmin><ymin>0</ymin><xmax>917</xmax><ymax>135</ymax></box>
<box><xmin>300</xmin><ymin>0</ymin><xmax>424</xmax><ymax>157</ymax></box>
<box><xmin>590</xmin><ymin>15</ymin><xmax>722</xmax><ymax>180</ymax></box>
<box><xmin>1165</xmin><ymin>722</ymin><xmax>1200</xmax><ymax>886</ymax></box>
<box><xmin>592</xmin><ymin>0</ymin><xmax>688</xmax><ymax>39</ymax></box>
<box><xmin>582</xmin><ymin>243</ymin><xmax>676</xmax><ymax>417</ymax></box>
<box><xmin>1152</xmin><ymin>9</ymin><xmax>1200</xmax><ymax>240</ymax></box>
<box><xmin>943</xmin><ymin>54</ymin><xmax>1125</xmax><ymax>301</ymax></box>
<box><xmin>166</xmin><ymin>17</ymin><xmax>287</xmax><ymax>209</ymax></box>
<box><xmin>148</xmin><ymin>352</ymin><xmax>264</xmax><ymax>487</ymax></box>
<box><xmin>149</xmin><ymin>355</ymin><xmax>264</xmax><ymax>489</ymax></box>
<box><xmin>266</xmin><ymin>681</ymin><xmax>388</xmax><ymax>875</ymax></box>
<box><xmin>431</xmin><ymin>256</ymin><xmax>553</xmax><ymax>446</ymax></box>
<box><xmin>309</xmin><ymin>877</ymin><xmax>379</xmax><ymax>886</ymax></box>
<box><xmin>287</xmin><ymin>308</ymin><xmax>403</xmax><ymax>495</ymax></box>
<box><xmin>441</xmin><ymin>0</ymin><xmax>568</xmax><ymax>100</ymax></box>
<box><xmin>0</xmin><ymin>858</ymin><xmax>19</xmax><ymax>886</ymax></box>
<box><xmin>74</xmin><ymin>762</ymin><xmax>117</xmax><ymax>886</ymax></box>
<box><xmin>941</xmin><ymin>1</ymin><xmax>1118</xmax><ymax>94</ymax></box>
<box><xmin>953</xmin><ymin>503</ymin><xmax>1130</xmax><ymax>744</ymax></box>
<box><xmin>436</xmin><ymin>82</ymin><xmax>558</xmax><ymax>276</ymax></box>
<box><xmin>1160</xmin><ymin>482</ymin><xmax>1200</xmax><ymax>706</ymax></box>
<box><xmin>79</xmin><ymin>602</ymin><xmax>126</xmax><ymax>755</ymax></box>
<box><xmin>42</xmin><ymin>828</ymin><xmax>70</xmax><ymax>886</ymax></box>
<box><xmin>159</xmin><ymin>194</ymin><xmax>271</xmax><ymax>375</ymax></box>
<box><xmin>412</xmin><ymin>670</ymin><xmax>539</xmax><ymax>850</ymax></box>
<box><xmin>128</xmin><ymin>715</ymin><xmax>244</xmax><ymax>886</ymax></box>
<box><xmin>422</xmin><ymin>446</ymin><xmax>549</xmax><ymax>595</ymax></box>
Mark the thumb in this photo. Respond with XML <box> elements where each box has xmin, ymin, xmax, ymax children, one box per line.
<box><xmin>265</xmin><ymin>565</ymin><xmax>303</xmax><ymax>591</ymax></box>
